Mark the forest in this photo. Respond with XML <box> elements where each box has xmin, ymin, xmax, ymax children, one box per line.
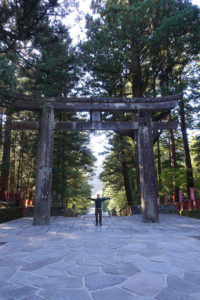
<box><xmin>0</xmin><ymin>0</ymin><xmax>200</xmax><ymax>215</ymax></box>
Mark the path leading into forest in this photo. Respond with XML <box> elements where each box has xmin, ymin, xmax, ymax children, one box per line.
<box><xmin>0</xmin><ymin>214</ymin><xmax>200</xmax><ymax>300</ymax></box>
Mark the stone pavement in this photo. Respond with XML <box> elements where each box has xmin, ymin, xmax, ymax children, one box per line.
<box><xmin>0</xmin><ymin>214</ymin><xmax>200</xmax><ymax>300</ymax></box>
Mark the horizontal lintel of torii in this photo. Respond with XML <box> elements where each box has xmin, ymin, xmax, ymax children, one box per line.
<box><xmin>11</xmin><ymin>100</ymin><xmax>178</xmax><ymax>112</ymax></box>
<box><xmin>11</xmin><ymin>121</ymin><xmax>178</xmax><ymax>131</ymax></box>
<box><xmin>4</xmin><ymin>91</ymin><xmax>183</xmax><ymax>104</ymax></box>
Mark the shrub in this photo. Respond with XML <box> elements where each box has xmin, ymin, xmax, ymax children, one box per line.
<box><xmin>64</xmin><ymin>207</ymin><xmax>77</xmax><ymax>217</ymax></box>
<box><xmin>0</xmin><ymin>207</ymin><xmax>24</xmax><ymax>223</ymax></box>
<box><xmin>179</xmin><ymin>210</ymin><xmax>200</xmax><ymax>220</ymax></box>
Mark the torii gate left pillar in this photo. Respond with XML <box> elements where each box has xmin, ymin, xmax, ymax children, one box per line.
<box><xmin>33</xmin><ymin>105</ymin><xmax>54</xmax><ymax>225</ymax></box>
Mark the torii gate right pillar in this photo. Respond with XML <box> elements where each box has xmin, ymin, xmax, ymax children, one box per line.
<box><xmin>138</xmin><ymin>111</ymin><xmax>159</xmax><ymax>222</ymax></box>
<box><xmin>33</xmin><ymin>105</ymin><xmax>54</xmax><ymax>225</ymax></box>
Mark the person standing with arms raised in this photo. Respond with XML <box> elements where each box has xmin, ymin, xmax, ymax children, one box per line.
<box><xmin>88</xmin><ymin>194</ymin><xmax>110</xmax><ymax>226</ymax></box>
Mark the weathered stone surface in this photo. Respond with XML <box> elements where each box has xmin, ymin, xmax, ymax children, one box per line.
<box><xmin>22</xmin><ymin>256</ymin><xmax>62</xmax><ymax>271</ymax></box>
<box><xmin>85</xmin><ymin>273</ymin><xmax>126</xmax><ymax>291</ymax></box>
<box><xmin>135</xmin><ymin>261</ymin><xmax>183</xmax><ymax>277</ymax></box>
<box><xmin>10</xmin><ymin>273</ymin><xmax>82</xmax><ymax>290</ymax></box>
<box><xmin>0</xmin><ymin>281</ymin><xmax>15</xmax><ymax>289</ymax></box>
<box><xmin>138</xmin><ymin>111</ymin><xmax>159</xmax><ymax>222</ymax></box>
<box><xmin>40</xmin><ymin>289</ymin><xmax>91</xmax><ymax>300</ymax></box>
<box><xmin>0</xmin><ymin>286</ymin><xmax>38</xmax><ymax>299</ymax></box>
<box><xmin>92</xmin><ymin>287</ymin><xmax>134</xmax><ymax>300</ymax></box>
<box><xmin>0</xmin><ymin>259</ymin><xmax>27</xmax><ymax>267</ymax></box>
<box><xmin>116</xmin><ymin>241</ymin><xmax>146</xmax><ymax>255</ymax></box>
<box><xmin>98</xmin><ymin>254</ymin><xmax>122</xmax><ymax>265</ymax></box>
<box><xmin>50</xmin><ymin>260</ymin><xmax>75</xmax><ymax>270</ymax></box>
<box><xmin>156</xmin><ymin>287</ymin><xmax>195</xmax><ymax>300</ymax></box>
<box><xmin>184</xmin><ymin>271</ymin><xmax>200</xmax><ymax>286</ymax></box>
<box><xmin>122</xmin><ymin>271</ymin><xmax>166</xmax><ymax>296</ymax></box>
<box><xmin>122</xmin><ymin>254</ymin><xmax>145</xmax><ymax>264</ymax></box>
<box><xmin>33</xmin><ymin>105</ymin><xmax>54</xmax><ymax>226</ymax></box>
<box><xmin>1</xmin><ymin>214</ymin><xmax>200</xmax><ymax>299</ymax></box>
<box><xmin>67</xmin><ymin>265</ymin><xmax>98</xmax><ymax>276</ymax></box>
<box><xmin>22</xmin><ymin>296</ymin><xmax>44</xmax><ymax>300</ymax></box>
<box><xmin>0</xmin><ymin>267</ymin><xmax>18</xmax><ymax>281</ymax></box>
<box><xmin>167</xmin><ymin>276</ymin><xmax>200</xmax><ymax>294</ymax></box>
<box><xmin>102</xmin><ymin>263</ymin><xmax>140</xmax><ymax>277</ymax></box>
<box><xmin>10</xmin><ymin>271</ymin><xmax>47</xmax><ymax>286</ymax></box>
<box><xmin>34</xmin><ymin>266</ymin><xmax>66</xmax><ymax>277</ymax></box>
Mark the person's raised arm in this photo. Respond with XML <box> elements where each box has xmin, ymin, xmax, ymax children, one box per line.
<box><xmin>87</xmin><ymin>197</ymin><xmax>96</xmax><ymax>201</ymax></box>
<box><xmin>101</xmin><ymin>197</ymin><xmax>110</xmax><ymax>202</ymax></box>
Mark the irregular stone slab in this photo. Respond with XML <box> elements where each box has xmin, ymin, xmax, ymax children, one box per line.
<box><xmin>0</xmin><ymin>286</ymin><xmax>38</xmax><ymax>299</ymax></box>
<box><xmin>40</xmin><ymin>289</ymin><xmax>91</xmax><ymax>300</ymax></box>
<box><xmin>148</xmin><ymin>255</ymin><xmax>177</xmax><ymax>263</ymax></box>
<box><xmin>172</xmin><ymin>259</ymin><xmax>200</xmax><ymax>272</ymax></box>
<box><xmin>184</xmin><ymin>271</ymin><xmax>200</xmax><ymax>286</ymax></box>
<box><xmin>0</xmin><ymin>281</ymin><xmax>16</xmax><ymax>289</ymax></box>
<box><xmin>85</xmin><ymin>273</ymin><xmax>126</xmax><ymax>291</ymax></box>
<box><xmin>10</xmin><ymin>271</ymin><xmax>48</xmax><ymax>287</ymax></box>
<box><xmin>102</xmin><ymin>263</ymin><xmax>140</xmax><ymax>277</ymax></box>
<box><xmin>167</xmin><ymin>276</ymin><xmax>200</xmax><ymax>294</ymax></box>
<box><xmin>190</xmin><ymin>294</ymin><xmax>200</xmax><ymax>300</ymax></box>
<box><xmin>156</xmin><ymin>287</ymin><xmax>195</xmax><ymax>300</ymax></box>
<box><xmin>122</xmin><ymin>271</ymin><xmax>166</xmax><ymax>296</ymax></box>
<box><xmin>0</xmin><ymin>267</ymin><xmax>18</xmax><ymax>281</ymax></box>
<box><xmin>92</xmin><ymin>287</ymin><xmax>134</xmax><ymax>300</ymax></box>
<box><xmin>122</xmin><ymin>254</ymin><xmax>145</xmax><ymax>264</ymax></box>
<box><xmin>0</xmin><ymin>259</ymin><xmax>27</xmax><ymax>267</ymax></box>
<box><xmin>135</xmin><ymin>260</ymin><xmax>183</xmax><ymax>277</ymax></box>
<box><xmin>116</xmin><ymin>242</ymin><xmax>146</xmax><ymax>255</ymax></box>
<box><xmin>67</xmin><ymin>265</ymin><xmax>99</xmax><ymax>276</ymax></box>
<box><xmin>22</xmin><ymin>296</ymin><xmax>44</xmax><ymax>300</ymax></box>
<box><xmin>137</xmin><ymin>248</ymin><xmax>163</xmax><ymax>257</ymax></box>
<box><xmin>50</xmin><ymin>259</ymin><xmax>75</xmax><ymax>270</ymax></box>
<box><xmin>78</xmin><ymin>256</ymin><xmax>103</xmax><ymax>266</ymax></box>
<box><xmin>22</xmin><ymin>256</ymin><xmax>62</xmax><ymax>271</ymax></box>
<box><xmin>34</xmin><ymin>266</ymin><xmax>66</xmax><ymax>277</ymax></box>
<box><xmin>98</xmin><ymin>255</ymin><xmax>122</xmax><ymax>265</ymax></box>
<box><xmin>11</xmin><ymin>271</ymin><xmax>82</xmax><ymax>289</ymax></box>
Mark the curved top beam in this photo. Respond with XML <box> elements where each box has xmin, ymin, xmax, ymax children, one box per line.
<box><xmin>3</xmin><ymin>91</ymin><xmax>183</xmax><ymax>103</ymax></box>
<box><xmin>1</xmin><ymin>91</ymin><xmax>182</xmax><ymax>111</ymax></box>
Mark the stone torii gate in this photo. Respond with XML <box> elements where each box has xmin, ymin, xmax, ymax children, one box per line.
<box><xmin>7</xmin><ymin>92</ymin><xmax>182</xmax><ymax>225</ymax></box>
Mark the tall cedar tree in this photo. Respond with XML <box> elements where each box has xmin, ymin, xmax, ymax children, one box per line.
<box><xmin>81</xmin><ymin>0</ymin><xmax>200</xmax><ymax>202</ymax></box>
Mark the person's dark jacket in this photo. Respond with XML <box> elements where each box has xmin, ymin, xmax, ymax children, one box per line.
<box><xmin>89</xmin><ymin>197</ymin><xmax>110</xmax><ymax>209</ymax></box>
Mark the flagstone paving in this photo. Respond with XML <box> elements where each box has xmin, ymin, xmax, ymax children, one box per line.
<box><xmin>0</xmin><ymin>214</ymin><xmax>200</xmax><ymax>300</ymax></box>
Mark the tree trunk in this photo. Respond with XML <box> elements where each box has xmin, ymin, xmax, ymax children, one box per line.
<box><xmin>121</xmin><ymin>160</ymin><xmax>135</xmax><ymax>205</ymax></box>
<box><xmin>0</xmin><ymin>111</ymin><xmax>2</xmax><ymax>146</ymax></box>
<box><xmin>119</xmin><ymin>136</ymin><xmax>135</xmax><ymax>206</ymax></box>
<box><xmin>168</xmin><ymin>119</ymin><xmax>179</xmax><ymax>201</ymax></box>
<box><xmin>179</xmin><ymin>99</ymin><xmax>194</xmax><ymax>199</ymax></box>
<box><xmin>157</xmin><ymin>139</ymin><xmax>162</xmax><ymax>187</ymax></box>
<box><xmin>1</xmin><ymin>110</ymin><xmax>12</xmax><ymax>192</ymax></box>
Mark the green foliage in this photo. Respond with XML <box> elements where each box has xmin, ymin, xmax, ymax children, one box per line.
<box><xmin>82</xmin><ymin>0</ymin><xmax>200</xmax><ymax>97</ymax></box>
<box><xmin>160</xmin><ymin>168</ymin><xmax>186</xmax><ymax>194</ymax></box>
<box><xmin>190</xmin><ymin>135</ymin><xmax>200</xmax><ymax>190</ymax></box>
<box><xmin>101</xmin><ymin>134</ymin><xmax>137</xmax><ymax>212</ymax></box>
<box><xmin>64</xmin><ymin>208</ymin><xmax>77</xmax><ymax>218</ymax></box>
<box><xmin>0</xmin><ymin>1</ymin><xmax>95</xmax><ymax>214</ymax></box>
<box><xmin>107</xmin><ymin>188</ymin><xmax>127</xmax><ymax>214</ymax></box>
